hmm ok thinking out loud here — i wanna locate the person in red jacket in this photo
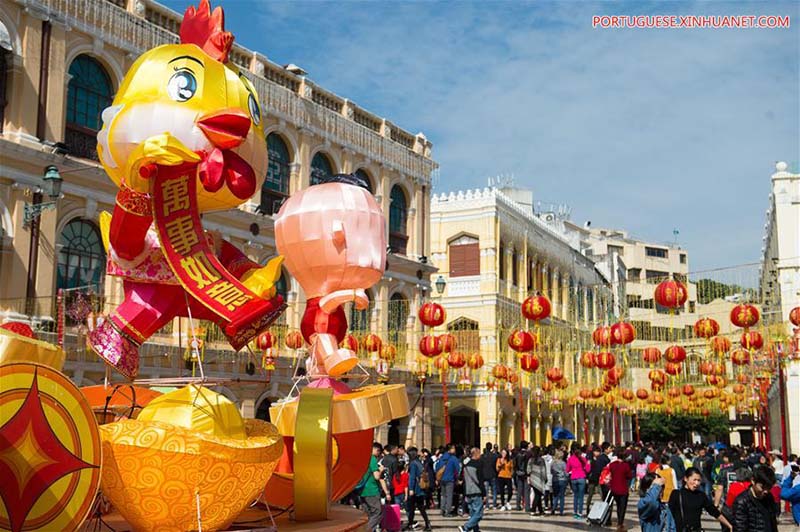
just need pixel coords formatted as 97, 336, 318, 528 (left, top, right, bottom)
608, 448, 634, 532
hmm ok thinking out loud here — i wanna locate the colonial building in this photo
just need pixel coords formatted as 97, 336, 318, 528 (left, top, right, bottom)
426, 185, 623, 449
0, 0, 437, 419
761, 161, 800, 455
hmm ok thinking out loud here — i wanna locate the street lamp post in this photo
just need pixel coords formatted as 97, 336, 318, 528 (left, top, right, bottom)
24, 165, 63, 317
434, 275, 449, 443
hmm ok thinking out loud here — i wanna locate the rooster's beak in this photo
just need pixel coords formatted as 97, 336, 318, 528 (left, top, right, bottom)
197, 108, 251, 150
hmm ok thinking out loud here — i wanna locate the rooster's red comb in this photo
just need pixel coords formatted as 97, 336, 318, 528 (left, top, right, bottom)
180, 0, 234, 63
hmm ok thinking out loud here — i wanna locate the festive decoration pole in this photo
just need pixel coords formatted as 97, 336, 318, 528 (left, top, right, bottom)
778, 344, 788, 462
442, 370, 450, 443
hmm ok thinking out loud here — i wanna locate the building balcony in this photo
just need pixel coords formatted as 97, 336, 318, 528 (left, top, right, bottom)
65, 125, 99, 162
389, 232, 408, 256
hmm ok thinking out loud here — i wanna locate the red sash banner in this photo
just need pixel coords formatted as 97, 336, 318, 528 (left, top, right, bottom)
151, 163, 283, 349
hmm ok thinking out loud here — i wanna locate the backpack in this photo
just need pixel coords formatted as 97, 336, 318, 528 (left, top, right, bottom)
435, 457, 447, 483
419, 467, 431, 490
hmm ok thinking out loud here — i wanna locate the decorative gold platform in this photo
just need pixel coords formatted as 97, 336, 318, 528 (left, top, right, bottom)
95, 504, 368, 531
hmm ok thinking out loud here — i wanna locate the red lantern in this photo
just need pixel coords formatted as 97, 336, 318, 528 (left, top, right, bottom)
694, 318, 720, 339
651, 393, 665, 405
592, 326, 612, 347
418, 302, 446, 327
520, 353, 540, 373
542, 380, 553, 392
606, 367, 625, 385
434, 356, 449, 372
591, 387, 603, 399
492, 365, 509, 380
610, 322, 635, 345
579, 388, 593, 400
439, 333, 457, 353
699, 361, 713, 376
521, 295, 551, 321
507, 330, 535, 353
730, 304, 760, 329
468, 353, 484, 370
682, 384, 695, 397
733, 383, 746, 394
580, 351, 596, 369
736, 374, 749, 384
701, 408, 710, 417
642, 347, 662, 364
380, 345, 397, 361
342, 333, 359, 353
731, 349, 750, 366
740, 331, 763, 350
363, 334, 382, 353
710, 336, 732, 354
447, 351, 466, 369
419, 335, 443, 358
621, 389, 635, 401
665, 362, 681, 376
664, 345, 687, 364
507, 372, 520, 386
636, 388, 649, 400
648, 369, 666, 385
555, 376, 568, 389
285, 330, 304, 349
654, 279, 688, 309
706, 374, 724, 387
546, 367, 563, 382
790, 307, 800, 327
594, 351, 616, 370
711, 362, 725, 376
667, 386, 681, 398
256, 331, 276, 350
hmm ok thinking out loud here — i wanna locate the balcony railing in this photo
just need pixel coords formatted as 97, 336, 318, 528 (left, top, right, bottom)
65, 124, 99, 161
389, 232, 408, 256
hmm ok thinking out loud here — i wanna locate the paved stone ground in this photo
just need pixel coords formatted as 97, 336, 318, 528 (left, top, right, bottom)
384, 494, 799, 531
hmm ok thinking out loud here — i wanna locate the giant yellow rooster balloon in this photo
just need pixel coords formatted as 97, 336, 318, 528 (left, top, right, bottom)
89, 0, 284, 379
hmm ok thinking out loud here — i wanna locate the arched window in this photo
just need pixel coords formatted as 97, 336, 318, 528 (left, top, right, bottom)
260, 133, 291, 215
354, 168, 373, 194
310, 152, 333, 185
387, 292, 409, 355
65, 55, 113, 160
0, 21, 11, 133
389, 185, 408, 255
57, 219, 106, 292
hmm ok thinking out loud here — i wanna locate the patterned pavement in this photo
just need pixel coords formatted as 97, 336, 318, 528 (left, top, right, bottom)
378, 493, 798, 531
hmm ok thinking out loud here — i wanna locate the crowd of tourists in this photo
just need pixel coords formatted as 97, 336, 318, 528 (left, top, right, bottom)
350, 440, 800, 532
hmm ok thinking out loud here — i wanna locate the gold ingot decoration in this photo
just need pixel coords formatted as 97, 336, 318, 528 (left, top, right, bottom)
0, 328, 65, 371
98, 385, 282, 531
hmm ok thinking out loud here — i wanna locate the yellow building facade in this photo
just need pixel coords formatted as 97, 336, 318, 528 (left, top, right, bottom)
428, 186, 627, 449
0, 0, 437, 422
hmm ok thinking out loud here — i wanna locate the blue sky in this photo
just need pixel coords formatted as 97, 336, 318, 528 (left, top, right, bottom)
163, 0, 799, 271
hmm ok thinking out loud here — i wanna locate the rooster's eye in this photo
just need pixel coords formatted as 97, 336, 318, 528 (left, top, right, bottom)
167, 71, 197, 102
248, 93, 261, 126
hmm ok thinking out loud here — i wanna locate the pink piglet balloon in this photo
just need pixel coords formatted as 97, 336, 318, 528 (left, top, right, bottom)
275, 174, 385, 377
